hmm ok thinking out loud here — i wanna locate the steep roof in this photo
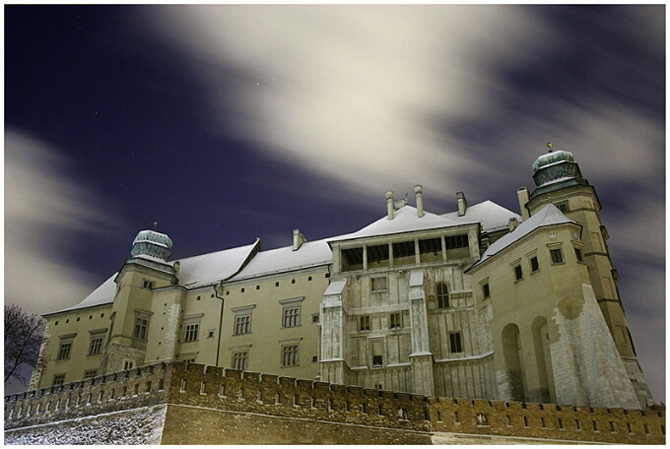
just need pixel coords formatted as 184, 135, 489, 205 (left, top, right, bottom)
230, 238, 332, 282
176, 240, 259, 288
468, 204, 574, 270
328, 206, 474, 243
46, 273, 117, 315
441, 200, 521, 233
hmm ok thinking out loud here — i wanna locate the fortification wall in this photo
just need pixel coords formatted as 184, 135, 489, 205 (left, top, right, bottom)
5, 362, 172, 444
5, 362, 665, 444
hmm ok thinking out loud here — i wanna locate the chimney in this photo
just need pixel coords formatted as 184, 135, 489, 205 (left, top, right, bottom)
457, 191, 468, 217
293, 229, 307, 251
386, 190, 395, 220
517, 187, 530, 221
508, 217, 519, 232
415, 185, 424, 218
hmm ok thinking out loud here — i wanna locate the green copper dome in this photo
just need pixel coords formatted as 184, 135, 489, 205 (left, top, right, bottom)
130, 229, 173, 261
532, 149, 575, 172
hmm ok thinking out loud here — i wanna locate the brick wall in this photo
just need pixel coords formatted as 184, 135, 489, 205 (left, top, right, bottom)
5, 362, 665, 444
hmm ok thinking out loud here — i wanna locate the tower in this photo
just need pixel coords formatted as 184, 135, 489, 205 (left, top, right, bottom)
519, 145, 654, 407
99, 229, 178, 374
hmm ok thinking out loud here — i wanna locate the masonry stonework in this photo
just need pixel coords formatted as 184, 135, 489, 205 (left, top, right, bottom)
5, 362, 665, 444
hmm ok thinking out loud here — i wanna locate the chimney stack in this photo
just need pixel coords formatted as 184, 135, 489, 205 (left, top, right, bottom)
508, 217, 519, 232
517, 187, 530, 221
386, 191, 395, 220
457, 191, 468, 217
293, 229, 307, 251
415, 185, 424, 218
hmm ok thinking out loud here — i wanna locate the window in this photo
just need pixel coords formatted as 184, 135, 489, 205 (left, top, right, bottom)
53, 374, 65, 386
437, 283, 449, 308
530, 256, 539, 272
57, 341, 72, 360
184, 323, 199, 342
450, 332, 463, 353
83, 369, 97, 379
312, 314, 320, 323
123, 361, 134, 370
234, 315, 251, 335
372, 355, 383, 367
133, 318, 148, 340
557, 202, 568, 213
514, 265, 523, 281
550, 248, 564, 264
283, 307, 300, 328
574, 247, 583, 262
88, 336, 103, 355
371, 276, 387, 292
482, 283, 490, 299
282, 345, 299, 367
142, 280, 154, 289
232, 351, 248, 370
390, 312, 402, 329
360, 315, 370, 332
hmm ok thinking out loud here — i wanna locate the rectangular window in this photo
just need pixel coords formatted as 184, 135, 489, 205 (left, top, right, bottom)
482, 283, 490, 299
133, 318, 148, 340
142, 280, 154, 289
234, 315, 251, 335
53, 374, 65, 386
371, 276, 388, 292
550, 248, 564, 264
123, 360, 134, 370
83, 369, 98, 379
360, 315, 370, 332
283, 307, 300, 328
88, 337, 103, 355
530, 256, 539, 272
450, 332, 463, 353
557, 203, 568, 213
372, 355, 383, 367
282, 345, 299, 367
574, 247, 583, 262
390, 312, 402, 329
57, 341, 72, 360
514, 265, 523, 281
232, 351, 248, 370
183, 323, 199, 342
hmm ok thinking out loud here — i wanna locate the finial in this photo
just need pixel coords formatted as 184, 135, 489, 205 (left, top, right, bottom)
547, 142, 553, 153
404, 192, 408, 205
153, 221, 158, 231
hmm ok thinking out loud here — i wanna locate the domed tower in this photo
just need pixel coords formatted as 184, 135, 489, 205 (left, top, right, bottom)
99, 228, 178, 375
520, 145, 654, 407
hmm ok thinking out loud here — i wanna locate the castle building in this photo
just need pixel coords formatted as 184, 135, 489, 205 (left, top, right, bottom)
29, 148, 654, 411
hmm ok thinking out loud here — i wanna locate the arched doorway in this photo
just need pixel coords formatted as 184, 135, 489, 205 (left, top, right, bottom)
531, 316, 555, 403
502, 323, 525, 402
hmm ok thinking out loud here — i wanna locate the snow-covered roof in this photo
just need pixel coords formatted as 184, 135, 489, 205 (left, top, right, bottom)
176, 240, 259, 288
329, 206, 474, 243
468, 204, 574, 270
441, 200, 521, 233
230, 239, 332, 282
46, 273, 117, 316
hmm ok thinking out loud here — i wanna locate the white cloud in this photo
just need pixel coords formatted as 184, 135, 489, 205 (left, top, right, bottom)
5, 129, 124, 315
141, 6, 553, 197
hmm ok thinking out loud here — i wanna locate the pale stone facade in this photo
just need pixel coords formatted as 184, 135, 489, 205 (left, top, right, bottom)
29, 148, 654, 410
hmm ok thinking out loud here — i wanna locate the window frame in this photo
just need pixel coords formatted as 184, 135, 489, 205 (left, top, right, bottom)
359, 315, 371, 332
436, 283, 450, 309
514, 264, 523, 281
550, 248, 564, 264
53, 373, 66, 386
231, 305, 255, 336
279, 297, 304, 328
57, 335, 75, 360
449, 332, 463, 353
88, 336, 104, 356
389, 312, 402, 330
281, 344, 299, 367
232, 351, 248, 371
183, 323, 199, 342
370, 276, 388, 292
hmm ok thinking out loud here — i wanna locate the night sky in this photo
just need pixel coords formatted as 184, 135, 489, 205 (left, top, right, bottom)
5, 5, 665, 399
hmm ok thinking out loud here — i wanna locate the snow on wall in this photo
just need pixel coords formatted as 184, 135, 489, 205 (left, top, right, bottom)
5, 404, 166, 445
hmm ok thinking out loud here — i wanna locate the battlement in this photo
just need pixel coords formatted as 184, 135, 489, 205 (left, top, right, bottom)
5, 362, 665, 444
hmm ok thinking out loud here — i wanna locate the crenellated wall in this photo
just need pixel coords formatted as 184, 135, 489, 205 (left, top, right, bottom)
5, 362, 665, 444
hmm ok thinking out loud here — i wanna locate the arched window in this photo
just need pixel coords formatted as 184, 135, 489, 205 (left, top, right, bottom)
437, 283, 449, 309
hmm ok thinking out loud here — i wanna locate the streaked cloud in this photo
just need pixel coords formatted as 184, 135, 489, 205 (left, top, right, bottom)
5, 129, 124, 315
